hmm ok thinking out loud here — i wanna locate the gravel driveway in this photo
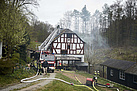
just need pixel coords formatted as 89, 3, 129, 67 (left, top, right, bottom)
0, 73, 56, 91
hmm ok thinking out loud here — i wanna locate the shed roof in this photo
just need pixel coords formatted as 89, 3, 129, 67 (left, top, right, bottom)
125, 64, 137, 75
101, 59, 136, 71
75, 62, 92, 66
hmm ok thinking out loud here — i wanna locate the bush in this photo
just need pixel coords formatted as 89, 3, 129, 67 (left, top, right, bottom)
10, 68, 36, 79
0, 68, 36, 87
26, 57, 32, 64
0, 52, 20, 75
0, 58, 15, 75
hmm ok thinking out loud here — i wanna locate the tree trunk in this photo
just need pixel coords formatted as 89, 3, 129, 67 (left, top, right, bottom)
88, 62, 90, 73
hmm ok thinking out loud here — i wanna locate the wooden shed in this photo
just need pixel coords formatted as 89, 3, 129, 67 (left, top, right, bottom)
75, 62, 92, 72
101, 59, 137, 89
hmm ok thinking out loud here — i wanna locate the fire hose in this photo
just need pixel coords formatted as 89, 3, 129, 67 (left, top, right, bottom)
96, 83, 119, 91
21, 70, 94, 91
75, 75, 82, 84
21, 70, 39, 83
75, 75, 98, 91
93, 81, 99, 91
21, 70, 118, 91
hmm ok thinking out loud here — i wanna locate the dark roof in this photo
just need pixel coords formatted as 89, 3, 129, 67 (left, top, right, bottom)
125, 64, 137, 75
101, 59, 136, 71
53, 29, 85, 43
75, 62, 92, 66
60, 28, 74, 33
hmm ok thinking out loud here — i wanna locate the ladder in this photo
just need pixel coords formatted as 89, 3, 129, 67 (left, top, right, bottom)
38, 28, 60, 51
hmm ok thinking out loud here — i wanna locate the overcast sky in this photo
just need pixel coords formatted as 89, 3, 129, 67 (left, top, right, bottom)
32, 0, 124, 27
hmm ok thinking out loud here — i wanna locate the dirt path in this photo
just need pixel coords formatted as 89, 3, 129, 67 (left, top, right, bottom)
20, 73, 56, 91
0, 73, 56, 91
62, 72, 87, 84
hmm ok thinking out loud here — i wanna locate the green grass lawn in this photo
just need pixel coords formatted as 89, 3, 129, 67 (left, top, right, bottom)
36, 72, 91, 91
76, 71, 136, 91
36, 71, 136, 91
0, 68, 36, 87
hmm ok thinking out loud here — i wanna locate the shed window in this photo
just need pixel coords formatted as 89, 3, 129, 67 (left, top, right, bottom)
119, 70, 125, 80
110, 69, 113, 76
133, 75, 137, 84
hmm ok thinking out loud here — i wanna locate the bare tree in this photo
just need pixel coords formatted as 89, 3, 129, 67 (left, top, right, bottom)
81, 5, 90, 34
71, 9, 80, 33
63, 11, 72, 29
84, 43, 92, 73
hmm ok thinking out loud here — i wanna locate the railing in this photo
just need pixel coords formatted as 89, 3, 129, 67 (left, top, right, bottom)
39, 28, 59, 51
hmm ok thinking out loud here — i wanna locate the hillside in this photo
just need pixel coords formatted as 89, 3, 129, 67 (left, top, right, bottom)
104, 47, 137, 62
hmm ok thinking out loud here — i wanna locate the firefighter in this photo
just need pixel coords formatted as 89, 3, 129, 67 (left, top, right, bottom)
93, 76, 98, 82
34, 60, 38, 72
38, 60, 42, 75
27, 63, 30, 70
94, 71, 97, 75
42, 59, 49, 75
97, 71, 100, 76
59, 60, 61, 71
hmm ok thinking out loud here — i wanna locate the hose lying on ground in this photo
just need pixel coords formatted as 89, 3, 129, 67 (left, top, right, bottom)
93, 81, 99, 91
21, 77, 94, 91
65, 71, 119, 91
75, 75, 97, 91
75, 75, 82, 84
21, 70, 39, 83
21, 70, 94, 91
96, 83, 119, 91
73, 84, 94, 91
21, 70, 119, 91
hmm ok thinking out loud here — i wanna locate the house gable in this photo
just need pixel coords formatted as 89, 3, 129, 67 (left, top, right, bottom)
52, 32, 84, 55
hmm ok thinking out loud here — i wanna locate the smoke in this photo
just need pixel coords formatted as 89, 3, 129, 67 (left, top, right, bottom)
77, 27, 109, 64
78, 28, 109, 51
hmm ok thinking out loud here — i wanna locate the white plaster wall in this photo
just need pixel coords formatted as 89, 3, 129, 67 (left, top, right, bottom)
57, 43, 61, 48
53, 43, 57, 47
62, 43, 65, 49
56, 49, 60, 53
73, 44, 76, 50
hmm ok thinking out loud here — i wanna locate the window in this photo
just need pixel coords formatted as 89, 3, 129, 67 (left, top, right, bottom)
67, 38, 70, 43
119, 70, 125, 80
67, 45, 70, 49
67, 33, 72, 38
110, 69, 113, 76
133, 75, 137, 84
49, 64, 54, 67
61, 50, 67, 54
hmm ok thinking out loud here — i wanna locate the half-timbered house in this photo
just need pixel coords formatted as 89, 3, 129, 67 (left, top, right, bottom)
51, 29, 85, 67
51, 29, 84, 60
39, 28, 85, 68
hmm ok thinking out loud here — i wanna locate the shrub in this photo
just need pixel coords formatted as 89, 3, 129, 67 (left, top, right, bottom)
0, 58, 14, 75
0, 52, 20, 75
